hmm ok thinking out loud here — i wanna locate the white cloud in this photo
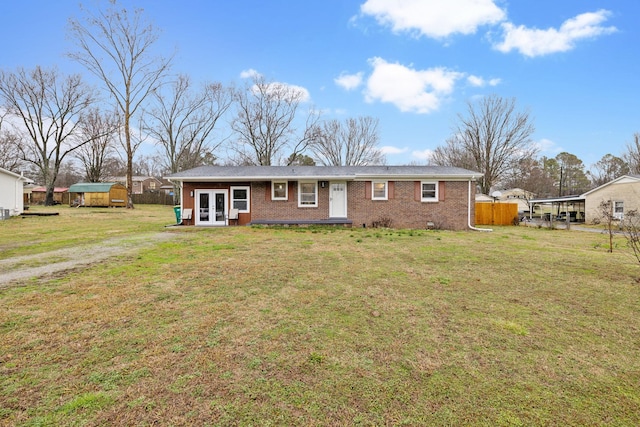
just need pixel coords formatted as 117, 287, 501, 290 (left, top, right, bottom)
411, 149, 435, 161
334, 72, 364, 91
278, 83, 311, 103
494, 10, 617, 57
364, 57, 464, 114
535, 138, 562, 154
240, 68, 261, 79
360, 0, 505, 39
467, 75, 501, 87
241, 69, 311, 102
380, 145, 409, 155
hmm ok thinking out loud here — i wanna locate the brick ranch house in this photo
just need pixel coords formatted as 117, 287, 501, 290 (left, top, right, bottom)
166, 165, 483, 230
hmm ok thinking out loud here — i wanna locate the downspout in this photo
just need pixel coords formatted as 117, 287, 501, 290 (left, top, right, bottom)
468, 179, 492, 232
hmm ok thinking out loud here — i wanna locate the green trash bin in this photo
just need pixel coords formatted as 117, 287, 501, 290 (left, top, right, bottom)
173, 206, 181, 224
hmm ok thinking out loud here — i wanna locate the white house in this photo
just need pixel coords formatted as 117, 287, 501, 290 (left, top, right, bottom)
0, 167, 30, 217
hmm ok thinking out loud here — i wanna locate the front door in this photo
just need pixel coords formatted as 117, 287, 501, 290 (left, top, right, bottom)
329, 181, 347, 218
195, 190, 228, 226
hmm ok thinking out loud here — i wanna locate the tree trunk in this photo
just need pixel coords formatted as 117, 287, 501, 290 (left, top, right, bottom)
125, 113, 134, 209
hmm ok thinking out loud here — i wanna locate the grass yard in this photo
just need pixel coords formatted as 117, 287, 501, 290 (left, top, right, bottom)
1, 205, 639, 426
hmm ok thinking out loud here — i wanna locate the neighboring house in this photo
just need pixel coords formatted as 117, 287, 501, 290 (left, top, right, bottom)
582, 175, 640, 222
159, 179, 175, 196
68, 183, 127, 207
166, 165, 483, 230
111, 176, 163, 194
475, 193, 494, 203
29, 187, 69, 205
497, 188, 535, 213
0, 167, 30, 217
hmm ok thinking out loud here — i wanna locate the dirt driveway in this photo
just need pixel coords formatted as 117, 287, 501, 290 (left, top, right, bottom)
0, 232, 178, 288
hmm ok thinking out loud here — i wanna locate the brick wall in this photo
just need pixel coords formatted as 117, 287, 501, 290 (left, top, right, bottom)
181, 179, 475, 230
348, 181, 473, 230
585, 182, 640, 223
251, 181, 331, 221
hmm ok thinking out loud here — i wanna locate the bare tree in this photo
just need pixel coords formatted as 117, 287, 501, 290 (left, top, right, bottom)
0, 110, 24, 172
309, 116, 385, 166
432, 95, 536, 195
621, 209, 640, 274
74, 108, 119, 182
622, 133, 640, 174
231, 74, 318, 165
133, 153, 166, 177
145, 75, 232, 200
0, 66, 94, 205
596, 200, 616, 252
501, 156, 555, 197
68, 1, 171, 208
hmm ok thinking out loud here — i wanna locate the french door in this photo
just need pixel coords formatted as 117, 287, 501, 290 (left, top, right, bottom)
195, 190, 228, 226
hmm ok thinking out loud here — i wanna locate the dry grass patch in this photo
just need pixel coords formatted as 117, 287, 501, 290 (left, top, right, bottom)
1, 218, 639, 425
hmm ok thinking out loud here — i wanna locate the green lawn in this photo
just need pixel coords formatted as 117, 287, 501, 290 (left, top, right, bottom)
1, 205, 639, 426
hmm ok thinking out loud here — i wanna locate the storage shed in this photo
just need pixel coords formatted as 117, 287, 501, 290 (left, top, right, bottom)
68, 183, 127, 207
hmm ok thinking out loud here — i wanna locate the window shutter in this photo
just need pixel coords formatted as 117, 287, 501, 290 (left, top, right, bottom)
266, 182, 271, 201
288, 181, 295, 201
414, 181, 421, 201
439, 181, 445, 201
388, 181, 395, 199
365, 181, 372, 199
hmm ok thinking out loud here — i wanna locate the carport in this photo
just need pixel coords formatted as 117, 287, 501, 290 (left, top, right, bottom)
528, 195, 586, 223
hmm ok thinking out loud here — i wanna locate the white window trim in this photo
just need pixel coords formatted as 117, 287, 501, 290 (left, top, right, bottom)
421, 181, 439, 202
614, 200, 624, 220
372, 180, 388, 200
298, 181, 318, 207
272, 181, 288, 200
230, 185, 250, 213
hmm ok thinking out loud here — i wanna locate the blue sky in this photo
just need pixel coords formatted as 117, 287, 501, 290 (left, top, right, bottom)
2, 0, 639, 168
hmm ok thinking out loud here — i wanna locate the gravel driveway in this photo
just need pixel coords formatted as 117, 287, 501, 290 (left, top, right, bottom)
0, 232, 178, 288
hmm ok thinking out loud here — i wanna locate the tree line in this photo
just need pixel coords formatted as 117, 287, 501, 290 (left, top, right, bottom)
430, 95, 640, 198
0, 1, 637, 207
0, 2, 384, 206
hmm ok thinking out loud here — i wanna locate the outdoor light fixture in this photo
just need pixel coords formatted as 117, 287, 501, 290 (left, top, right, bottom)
190, 191, 194, 197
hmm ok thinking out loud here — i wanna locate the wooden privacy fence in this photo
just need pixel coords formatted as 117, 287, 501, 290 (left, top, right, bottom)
475, 203, 519, 225
132, 192, 175, 205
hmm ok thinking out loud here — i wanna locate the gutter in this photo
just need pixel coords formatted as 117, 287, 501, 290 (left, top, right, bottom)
468, 179, 492, 232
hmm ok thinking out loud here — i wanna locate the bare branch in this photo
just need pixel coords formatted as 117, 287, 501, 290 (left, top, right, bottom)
0, 66, 94, 205
68, 2, 171, 208
309, 116, 385, 166
432, 95, 536, 194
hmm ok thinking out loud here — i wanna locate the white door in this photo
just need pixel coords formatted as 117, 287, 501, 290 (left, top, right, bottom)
329, 181, 347, 218
195, 190, 228, 226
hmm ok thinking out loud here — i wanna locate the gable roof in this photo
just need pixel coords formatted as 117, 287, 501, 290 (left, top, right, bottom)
166, 165, 482, 182
68, 182, 121, 193
582, 175, 640, 197
0, 167, 30, 181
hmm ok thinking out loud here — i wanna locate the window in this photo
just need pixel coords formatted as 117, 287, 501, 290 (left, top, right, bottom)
231, 186, 250, 212
614, 201, 624, 219
372, 181, 388, 200
272, 181, 288, 200
298, 181, 318, 207
421, 181, 438, 202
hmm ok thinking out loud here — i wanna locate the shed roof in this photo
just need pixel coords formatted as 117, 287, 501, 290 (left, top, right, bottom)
68, 182, 120, 193
166, 165, 482, 182
32, 187, 69, 193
